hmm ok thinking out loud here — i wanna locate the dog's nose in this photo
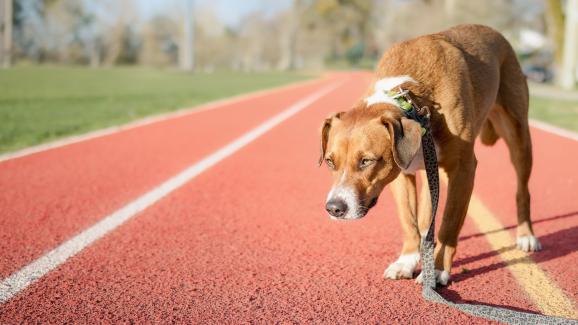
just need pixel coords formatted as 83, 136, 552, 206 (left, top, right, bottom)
326, 199, 348, 218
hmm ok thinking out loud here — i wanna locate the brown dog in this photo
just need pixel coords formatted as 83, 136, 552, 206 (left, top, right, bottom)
319, 24, 540, 285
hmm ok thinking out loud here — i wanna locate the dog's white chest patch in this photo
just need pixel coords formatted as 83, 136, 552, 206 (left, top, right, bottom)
365, 75, 417, 107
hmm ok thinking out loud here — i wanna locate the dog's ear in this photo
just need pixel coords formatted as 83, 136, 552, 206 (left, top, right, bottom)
381, 115, 422, 169
319, 112, 344, 166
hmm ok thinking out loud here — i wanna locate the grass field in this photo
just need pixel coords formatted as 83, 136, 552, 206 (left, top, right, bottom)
0, 67, 310, 154
530, 96, 578, 132
1, 67, 576, 155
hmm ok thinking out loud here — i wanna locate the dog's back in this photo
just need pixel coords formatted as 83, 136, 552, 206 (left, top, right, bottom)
373, 24, 528, 144
440, 24, 530, 124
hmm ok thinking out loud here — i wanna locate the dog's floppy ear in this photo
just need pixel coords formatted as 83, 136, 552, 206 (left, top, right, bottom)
319, 112, 344, 166
381, 115, 422, 169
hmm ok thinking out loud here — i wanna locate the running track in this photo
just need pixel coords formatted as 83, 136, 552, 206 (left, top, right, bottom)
0, 72, 577, 323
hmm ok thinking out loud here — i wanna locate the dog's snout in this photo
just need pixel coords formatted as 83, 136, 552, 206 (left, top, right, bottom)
326, 199, 348, 218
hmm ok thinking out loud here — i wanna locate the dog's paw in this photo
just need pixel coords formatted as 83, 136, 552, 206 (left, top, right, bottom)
516, 235, 542, 252
415, 269, 450, 286
383, 253, 419, 280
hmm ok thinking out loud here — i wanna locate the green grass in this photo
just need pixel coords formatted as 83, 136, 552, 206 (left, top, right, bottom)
0, 66, 311, 154
530, 96, 578, 132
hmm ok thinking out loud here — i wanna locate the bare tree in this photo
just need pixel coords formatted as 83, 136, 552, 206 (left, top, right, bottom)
194, 5, 231, 70
0, 0, 4, 66
103, 1, 124, 66
139, 15, 179, 67
560, 0, 578, 89
278, 0, 302, 70
545, 0, 578, 88
546, 0, 565, 65
1, 0, 12, 68
180, 0, 194, 71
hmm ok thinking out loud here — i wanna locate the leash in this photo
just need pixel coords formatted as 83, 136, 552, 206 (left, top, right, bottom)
398, 90, 578, 325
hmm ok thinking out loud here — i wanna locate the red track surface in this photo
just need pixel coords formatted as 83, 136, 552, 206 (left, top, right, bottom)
0, 72, 576, 323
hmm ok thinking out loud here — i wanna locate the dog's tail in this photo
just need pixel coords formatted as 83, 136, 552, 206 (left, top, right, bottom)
480, 119, 500, 146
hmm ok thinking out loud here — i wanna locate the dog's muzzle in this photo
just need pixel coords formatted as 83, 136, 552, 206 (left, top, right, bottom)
325, 192, 378, 220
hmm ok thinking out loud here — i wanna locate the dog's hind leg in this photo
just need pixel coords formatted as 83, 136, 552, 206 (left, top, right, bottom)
384, 173, 421, 280
490, 57, 541, 252
489, 104, 540, 251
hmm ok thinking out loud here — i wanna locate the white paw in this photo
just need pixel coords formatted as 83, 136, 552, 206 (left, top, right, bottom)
516, 235, 542, 252
384, 253, 419, 279
416, 269, 450, 286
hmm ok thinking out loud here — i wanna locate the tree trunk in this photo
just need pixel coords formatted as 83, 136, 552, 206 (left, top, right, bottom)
180, 0, 194, 71
545, 0, 565, 65
560, 0, 578, 89
103, 24, 124, 67
0, 0, 3, 65
278, 0, 301, 70
1, 0, 12, 68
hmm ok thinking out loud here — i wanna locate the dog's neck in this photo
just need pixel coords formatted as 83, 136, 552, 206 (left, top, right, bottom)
362, 76, 432, 114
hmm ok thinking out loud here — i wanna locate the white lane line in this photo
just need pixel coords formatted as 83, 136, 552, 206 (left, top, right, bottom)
530, 119, 578, 142
0, 77, 326, 163
0, 80, 343, 304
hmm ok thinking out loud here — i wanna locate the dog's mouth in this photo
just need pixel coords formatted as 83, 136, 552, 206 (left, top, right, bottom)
356, 197, 378, 218
367, 197, 378, 209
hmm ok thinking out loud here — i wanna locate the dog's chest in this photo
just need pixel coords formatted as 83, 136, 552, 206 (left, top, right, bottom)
402, 142, 441, 175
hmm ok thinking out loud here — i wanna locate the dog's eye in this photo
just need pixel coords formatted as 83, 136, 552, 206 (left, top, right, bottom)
326, 158, 336, 170
359, 158, 375, 169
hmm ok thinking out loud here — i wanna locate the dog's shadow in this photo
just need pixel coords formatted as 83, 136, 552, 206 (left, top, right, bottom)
451, 211, 578, 282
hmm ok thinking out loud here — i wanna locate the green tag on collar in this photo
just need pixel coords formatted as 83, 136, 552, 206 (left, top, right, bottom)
387, 89, 428, 136
387, 90, 412, 111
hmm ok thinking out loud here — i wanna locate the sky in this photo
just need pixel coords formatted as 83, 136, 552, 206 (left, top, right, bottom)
138, 0, 292, 27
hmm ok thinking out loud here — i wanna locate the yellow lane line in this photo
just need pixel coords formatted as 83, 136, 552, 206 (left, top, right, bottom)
440, 173, 577, 318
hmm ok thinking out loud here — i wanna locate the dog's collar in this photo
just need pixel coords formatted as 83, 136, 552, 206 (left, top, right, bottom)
365, 76, 430, 135
391, 87, 430, 136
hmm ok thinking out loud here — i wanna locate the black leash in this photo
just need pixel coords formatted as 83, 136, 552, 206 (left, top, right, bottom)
413, 102, 578, 324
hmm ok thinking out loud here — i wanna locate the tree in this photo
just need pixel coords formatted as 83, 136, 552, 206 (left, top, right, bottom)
193, 5, 232, 70
1, 0, 13, 68
314, 0, 372, 60
278, 0, 303, 70
101, 0, 137, 66
560, 0, 578, 89
180, 0, 194, 71
546, 0, 565, 65
236, 13, 274, 71
546, 0, 578, 88
139, 15, 179, 67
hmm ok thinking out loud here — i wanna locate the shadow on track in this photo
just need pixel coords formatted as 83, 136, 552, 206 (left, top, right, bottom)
458, 211, 578, 241
451, 211, 578, 282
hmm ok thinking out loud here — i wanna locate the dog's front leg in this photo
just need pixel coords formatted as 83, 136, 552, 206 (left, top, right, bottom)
417, 170, 432, 238
384, 173, 421, 280
418, 153, 477, 285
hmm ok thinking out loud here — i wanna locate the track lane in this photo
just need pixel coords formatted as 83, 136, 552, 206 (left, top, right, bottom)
0, 73, 552, 323
0, 75, 339, 279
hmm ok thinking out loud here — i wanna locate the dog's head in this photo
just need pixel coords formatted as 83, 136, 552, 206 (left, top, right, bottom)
319, 105, 423, 220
